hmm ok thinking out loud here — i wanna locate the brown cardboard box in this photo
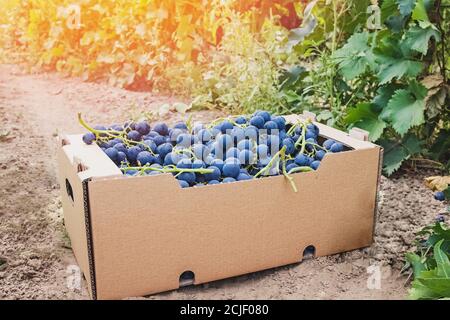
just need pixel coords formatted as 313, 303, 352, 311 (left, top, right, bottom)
57, 114, 382, 299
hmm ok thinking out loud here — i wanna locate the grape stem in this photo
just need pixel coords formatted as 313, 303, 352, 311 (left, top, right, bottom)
254, 146, 286, 179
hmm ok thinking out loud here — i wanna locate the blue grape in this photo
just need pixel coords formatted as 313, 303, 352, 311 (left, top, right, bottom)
208, 180, 220, 185
222, 162, 240, 178
226, 147, 240, 159
264, 121, 278, 134
105, 147, 118, 162
305, 129, 317, 140
137, 151, 155, 166
330, 142, 344, 153
220, 120, 234, 134
235, 116, 247, 125
272, 116, 286, 131
282, 138, 295, 155
82, 132, 96, 145
255, 111, 271, 122
197, 128, 212, 143
110, 124, 124, 131
307, 123, 319, 135
294, 154, 310, 166
249, 116, 265, 129
315, 150, 326, 160
124, 169, 138, 176
113, 143, 127, 154
153, 122, 169, 136
177, 158, 192, 169
204, 166, 221, 181
176, 133, 192, 148
193, 143, 208, 160
222, 177, 236, 183
323, 139, 336, 150
257, 144, 269, 159
286, 163, 299, 172
127, 146, 141, 163
135, 121, 151, 135
109, 138, 122, 145
237, 139, 252, 151
127, 130, 142, 142
310, 160, 321, 170
237, 173, 252, 181
435, 191, 445, 201
211, 159, 224, 173
217, 134, 233, 151
178, 180, 190, 188
231, 127, 245, 143
192, 159, 205, 169
177, 172, 196, 185
239, 149, 254, 165
157, 143, 173, 158
244, 125, 259, 142
170, 128, 185, 142
117, 151, 127, 164
143, 140, 157, 153
174, 122, 188, 130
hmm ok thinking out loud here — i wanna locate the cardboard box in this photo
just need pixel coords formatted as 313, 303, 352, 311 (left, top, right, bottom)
57, 114, 382, 299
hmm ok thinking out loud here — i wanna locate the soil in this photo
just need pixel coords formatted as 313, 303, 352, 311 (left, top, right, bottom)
0, 64, 447, 300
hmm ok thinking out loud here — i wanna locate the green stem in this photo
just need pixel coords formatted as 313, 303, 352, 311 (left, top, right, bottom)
121, 166, 214, 175
254, 146, 286, 178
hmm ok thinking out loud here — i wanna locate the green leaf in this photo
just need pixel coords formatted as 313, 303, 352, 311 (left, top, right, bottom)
397, 0, 417, 16
376, 56, 423, 84
434, 240, 450, 278
429, 129, 450, 162
412, 0, 429, 21
402, 134, 424, 155
379, 139, 410, 175
405, 252, 427, 278
372, 85, 402, 111
381, 84, 427, 136
403, 25, 441, 55
345, 103, 386, 141
333, 32, 375, 80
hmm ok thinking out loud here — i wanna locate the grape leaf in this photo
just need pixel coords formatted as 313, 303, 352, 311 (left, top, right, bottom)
345, 103, 386, 141
403, 25, 441, 55
381, 86, 426, 136
397, 0, 417, 16
376, 56, 423, 84
379, 139, 410, 175
333, 32, 375, 80
412, 0, 429, 21
372, 84, 403, 111
405, 252, 427, 278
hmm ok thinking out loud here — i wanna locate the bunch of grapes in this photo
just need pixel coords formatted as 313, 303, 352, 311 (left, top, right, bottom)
79, 111, 345, 191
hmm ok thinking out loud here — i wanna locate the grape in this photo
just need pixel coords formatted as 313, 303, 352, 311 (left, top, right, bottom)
153, 122, 169, 136
226, 147, 240, 159
94, 125, 107, 137
113, 143, 127, 154
264, 121, 278, 134
192, 159, 205, 169
330, 142, 344, 153
266, 135, 281, 151
177, 158, 192, 169
307, 123, 319, 135
257, 144, 269, 159
294, 154, 310, 166
211, 159, 224, 173
117, 151, 127, 164
237, 173, 252, 181
220, 120, 234, 134
105, 147, 119, 162
235, 116, 247, 125
208, 180, 220, 185
178, 180, 190, 188
255, 111, 271, 122
249, 116, 265, 129
195, 173, 206, 183
310, 160, 321, 170
239, 149, 254, 165
225, 157, 240, 164
157, 143, 173, 158
231, 127, 245, 143
223, 177, 236, 183
323, 139, 336, 150
127, 130, 142, 142
244, 125, 259, 142
193, 143, 208, 160
109, 138, 122, 145
170, 128, 185, 142
237, 139, 252, 151
279, 130, 287, 142
135, 121, 151, 135
137, 151, 155, 166
282, 138, 295, 155
127, 146, 141, 163
147, 171, 162, 176
305, 138, 316, 152
217, 134, 233, 151
176, 133, 192, 148
124, 169, 138, 176
286, 163, 298, 172
272, 116, 286, 131
315, 150, 326, 160
177, 172, 196, 185
434, 191, 445, 201
82, 132, 96, 145
197, 128, 212, 143
204, 166, 221, 181
435, 214, 445, 222
222, 162, 240, 178
174, 122, 188, 130
305, 129, 316, 140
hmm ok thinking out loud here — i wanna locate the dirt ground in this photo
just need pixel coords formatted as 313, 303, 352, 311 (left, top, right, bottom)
0, 64, 447, 300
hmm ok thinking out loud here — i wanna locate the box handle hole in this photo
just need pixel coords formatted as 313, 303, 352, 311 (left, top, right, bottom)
179, 270, 195, 287
65, 179, 74, 202
302, 245, 316, 260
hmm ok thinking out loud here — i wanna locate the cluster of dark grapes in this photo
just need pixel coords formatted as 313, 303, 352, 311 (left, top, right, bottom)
80, 111, 345, 189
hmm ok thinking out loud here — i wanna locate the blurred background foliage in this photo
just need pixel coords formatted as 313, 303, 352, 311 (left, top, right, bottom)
0, 0, 448, 174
